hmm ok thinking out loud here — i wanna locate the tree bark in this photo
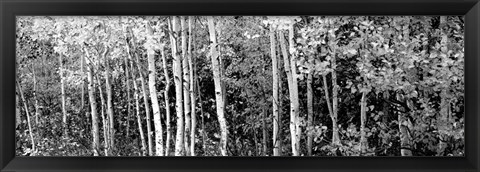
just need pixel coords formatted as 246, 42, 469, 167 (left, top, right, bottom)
135, 50, 153, 156
397, 93, 412, 156
307, 72, 313, 156
262, 107, 267, 156
270, 26, 281, 156
96, 76, 109, 156
103, 46, 115, 154
288, 24, 301, 156
207, 16, 228, 156
134, 78, 148, 156
331, 55, 340, 147
181, 16, 192, 156
17, 81, 36, 153
32, 64, 39, 125
127, 44, 148, 156
59, 54, 67, 136
16, 93, 21, 128
170, 16, 185, 156
86, 64, 99, 156
124, 50, 132, 138
160, 45, 172, 156
188, 16, 197, 156
84, 47, 100, 156
360, 91, 367, 155
146, 23, 165, 156
81, 49, 85, 112
278, 28, 300, 156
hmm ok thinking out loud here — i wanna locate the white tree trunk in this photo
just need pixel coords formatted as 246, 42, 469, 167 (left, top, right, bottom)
17, 81, 36, 153
84, 47, 100, 156
135, 52, 153, 156
124, 34, 148, 156
180, 16, 192, 156
96, 76, 109, 156
87, 66, 99, 156
103, 46, 115, 154
160, 45, 172, 156
59, 54, 67, 136
207, 16, 227, 156
360, 91, 367, 155
188, 16, 197, 156
270, 26, 281, 156
170, 16, 185, 156
146, 23, 165, 156
278, 28, 300, 156
32, 64, 39, 125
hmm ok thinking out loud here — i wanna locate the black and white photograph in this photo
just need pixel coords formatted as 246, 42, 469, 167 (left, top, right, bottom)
15, 16, 464, 156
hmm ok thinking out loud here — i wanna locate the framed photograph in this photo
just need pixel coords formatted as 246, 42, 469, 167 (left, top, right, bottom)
1, 0, 479, 172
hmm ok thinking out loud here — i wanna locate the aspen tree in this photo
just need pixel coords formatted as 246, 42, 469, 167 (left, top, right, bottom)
17, 81, 36, 153
188, 16, 197, 156
146, 22, 165, 156
170, 16, 185, 156
270, 26, 281, 156
160, 45, 172, 155
84, 47, 100, 156
207, 16, 228, 156
181, 16, 192, 156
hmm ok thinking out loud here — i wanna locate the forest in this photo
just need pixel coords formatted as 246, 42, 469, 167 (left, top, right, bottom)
15, 16, 464, 156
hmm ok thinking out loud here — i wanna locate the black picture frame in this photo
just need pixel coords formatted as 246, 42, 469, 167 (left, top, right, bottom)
1, 0, 479, 172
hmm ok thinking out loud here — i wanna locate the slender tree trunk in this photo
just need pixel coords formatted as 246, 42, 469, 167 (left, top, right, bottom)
16, 93, 21, 128
84, 47, 100, 156
81, 49, 85, 112
126, 25, 153, 156
59, 54, 67, 136
322, 74, 339, 146
270, 26, 281, 156
278, 28, 300, 156
146, 23, 165, 156
180, 16, 192, 156
207, 16, 228, 156
134, 77, 148, 156
32, 64, 39, 125
87, 65, 100, 156
135, 51, 153, 156
262, 107, 267, 156
124, 51, 132, 138
360, 91, 368, 155
103, 46, 115, 155
306, 72, 313, 156
330, 50, 341, 146
96, 76, 110, 156
397, 93, 412, 156
188, 16, 197, 156
288, 24, 301, 156
17, 81, 36, 153
169, 16, 185, 156
160, 45, 172, 156
126, 42, 148, 156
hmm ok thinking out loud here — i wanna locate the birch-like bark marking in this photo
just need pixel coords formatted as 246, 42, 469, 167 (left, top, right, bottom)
207, 16, 228, 156
170, 16, 185, 156
146, 23, 165, 156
